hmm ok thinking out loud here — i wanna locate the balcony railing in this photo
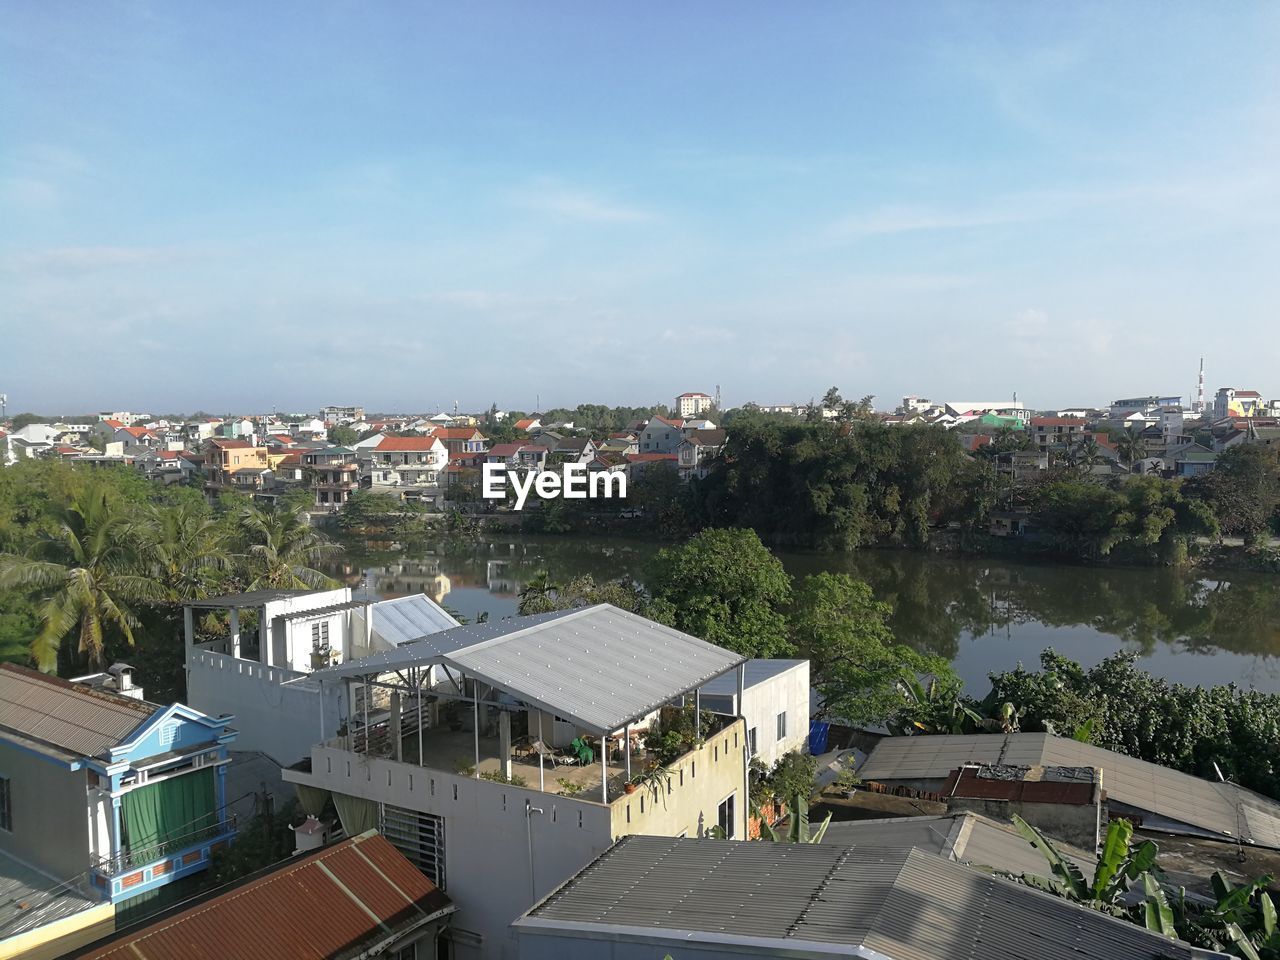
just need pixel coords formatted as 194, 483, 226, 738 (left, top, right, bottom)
93, 816, 236, 877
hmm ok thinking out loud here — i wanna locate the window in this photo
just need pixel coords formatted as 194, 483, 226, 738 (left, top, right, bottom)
776, 711, 787, 742
380, 805, 445, 889
0, 776, 10, 831
747, 727, 757, 756
311, 621, 330, 646
716, 793, 735, 839
159, 722, 179, 747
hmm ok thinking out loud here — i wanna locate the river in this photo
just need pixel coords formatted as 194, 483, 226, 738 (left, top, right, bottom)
330, 534, 1280, 695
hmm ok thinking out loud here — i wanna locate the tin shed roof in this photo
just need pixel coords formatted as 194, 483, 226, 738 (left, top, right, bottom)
516, 836, 1208, 960
73, 831, 453, 960
0, 664, 155, 762
303, 605, 745, 734
366, 593, 460, 645
859, 733, 1280, 849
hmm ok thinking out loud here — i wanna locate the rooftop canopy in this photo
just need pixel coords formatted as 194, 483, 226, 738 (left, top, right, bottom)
186, 589, 312, 608
298, 604, 746, 735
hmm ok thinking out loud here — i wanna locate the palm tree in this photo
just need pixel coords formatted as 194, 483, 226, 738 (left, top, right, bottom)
517, 570, 560, 615
1115, 428, 1148, 472
138, 502, 229, 601
235, 503, 340, 590
0, 488, 163, 671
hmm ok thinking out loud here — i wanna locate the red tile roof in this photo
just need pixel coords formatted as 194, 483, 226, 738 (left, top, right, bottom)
433, 427, 485, 440
487, 443, 524, 457
514, 418, 540, 431
376, 436, 442, 451
649, 416, 684, 428
676, 392, 712, 398
208, 438, 254, 449
76, 831, 453, 960
101, 419, 124, 428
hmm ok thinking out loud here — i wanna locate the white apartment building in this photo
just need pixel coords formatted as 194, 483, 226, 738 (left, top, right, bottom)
282, 605, 800, 960
674, 392, 714, 419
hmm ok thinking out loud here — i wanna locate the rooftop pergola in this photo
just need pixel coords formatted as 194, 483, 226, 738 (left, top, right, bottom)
294, 604, 747, 802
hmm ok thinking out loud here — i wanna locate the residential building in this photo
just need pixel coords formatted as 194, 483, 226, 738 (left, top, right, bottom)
0, 665, 237, 913
639, 415, 684, 453
513, 417, 542, 433
676, 427, 726, 481
70, 831, 454, 960
302, 445, 358, 509
363, 435, 449, 494
283, 604, 773, 960
943, 401, 1028, 420
1173, 444, 1218, 477
548, 436, 596, 464
432, 427, 488, 456
1214, 387, 1266, 420
674, 391, 714, 418
202, 438, 270, 499
1109, 395, 1183, 419
320, 404, 364, 425
183, 588, 458, 765
697, 659, 808, 767
513, 835, 1211, 960
856, 732, 1280, 849
1029, 416, 1088, 450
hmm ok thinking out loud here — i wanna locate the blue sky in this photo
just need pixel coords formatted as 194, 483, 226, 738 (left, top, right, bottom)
3, 2, 1279, 414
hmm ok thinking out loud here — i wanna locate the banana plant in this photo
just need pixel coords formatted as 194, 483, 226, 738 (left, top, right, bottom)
1011, 815, 1156, 916
755, 792, 831, 844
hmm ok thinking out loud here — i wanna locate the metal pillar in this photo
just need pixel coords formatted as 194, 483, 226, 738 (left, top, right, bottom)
416, 669, 424, 767
499, 710, 512, 779
391, 690, 402, 763
600, 735, 608, 804
624, 723, 631, 781
229, 607, 241, 660
695, 687, 702, 742
538, 713, 545, 791
472, 677, 480, 779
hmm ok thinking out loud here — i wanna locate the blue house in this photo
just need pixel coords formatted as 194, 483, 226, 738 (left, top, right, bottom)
0, 663, 237, 906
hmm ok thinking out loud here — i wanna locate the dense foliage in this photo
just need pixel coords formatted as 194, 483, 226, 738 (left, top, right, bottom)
0, 461, 338, 692
984, 649, 1280, 800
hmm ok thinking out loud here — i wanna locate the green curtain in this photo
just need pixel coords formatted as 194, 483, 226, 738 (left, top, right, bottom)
296, 783, 332, 819
332, 792, 378, 837
122, 768, 217, 864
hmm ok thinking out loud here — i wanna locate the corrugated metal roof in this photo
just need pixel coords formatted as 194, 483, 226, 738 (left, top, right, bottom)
698, 658, 806, 696
0, 664, 155, 761
858, 733, 1280, 849
821, 813, 1097, 880
367, 594, 459, 645
518, 836, 1211, 959
74, 831, 454, 960
0, 849, 101, 940
304, 605, 746, 734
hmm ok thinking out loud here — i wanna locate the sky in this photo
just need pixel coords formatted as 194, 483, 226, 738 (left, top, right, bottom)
3, 2, 1279, 415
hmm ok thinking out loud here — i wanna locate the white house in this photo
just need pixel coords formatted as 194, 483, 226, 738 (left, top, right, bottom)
675, 392, 714, 419
639, 416, 684, 454
281, 605, 789, 960
697, 659, 810, 767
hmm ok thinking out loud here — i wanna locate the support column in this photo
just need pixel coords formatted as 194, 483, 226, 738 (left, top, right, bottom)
416, 670, 424, 767
183, 606, 195, 693
472, 678, 480, 779
695, 687, 702, 743
391, 690, 403, 763
499, 710, 512, 779
624, 723, 631, 781
258, 605, 269, 666
600, 735, 608, 804
538, 713, 545, 791
229, 607, 241, 660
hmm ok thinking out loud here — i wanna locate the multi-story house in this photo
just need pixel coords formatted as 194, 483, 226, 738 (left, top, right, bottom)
432, 427, 488, 456
362, 435, 449, 494
677, 428, 726, 481
1028, 416, 1088, 451
320, 404, 364, 425
183, 587, 459, 765
283, 604, 784, 960
639, 416, 684, 453
0, 665, 237, 912
675, 392, 714, 418
202, 438, 270, 499
1214, 387, 1265, 421
303, 445, 359, 509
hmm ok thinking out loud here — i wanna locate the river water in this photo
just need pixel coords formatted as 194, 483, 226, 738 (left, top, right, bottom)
331, 534, 1280, 695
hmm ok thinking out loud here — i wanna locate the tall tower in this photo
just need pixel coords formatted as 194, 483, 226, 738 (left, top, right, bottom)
1195, 358, 1205, 413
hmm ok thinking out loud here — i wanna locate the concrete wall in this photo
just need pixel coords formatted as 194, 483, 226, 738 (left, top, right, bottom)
745, 665, 809, 768
286, 745, 616, 960
949, 796, 1100, 851
0, 743, 91, 881
185, 649, 345, 765
610, 719, 747, 842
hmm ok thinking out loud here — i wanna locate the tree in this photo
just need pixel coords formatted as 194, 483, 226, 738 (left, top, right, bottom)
1190, 444, 1280, 546
234, 504, 340, 590
1114, 428, 1148, 471
754, 792, 831, 843
327, 424, 359, 446
0, 487, 163, 670
137, 501, 229, 601
646, 528, 792, 658
791, 572, 956, 724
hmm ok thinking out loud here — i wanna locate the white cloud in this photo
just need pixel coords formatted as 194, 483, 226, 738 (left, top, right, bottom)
511, 180, 655, 224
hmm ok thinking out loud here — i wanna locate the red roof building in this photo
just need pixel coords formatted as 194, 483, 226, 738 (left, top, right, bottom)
72, 831, 454, 960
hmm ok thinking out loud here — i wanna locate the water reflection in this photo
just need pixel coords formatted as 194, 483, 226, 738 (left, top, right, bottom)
329, 536, 1280, 694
